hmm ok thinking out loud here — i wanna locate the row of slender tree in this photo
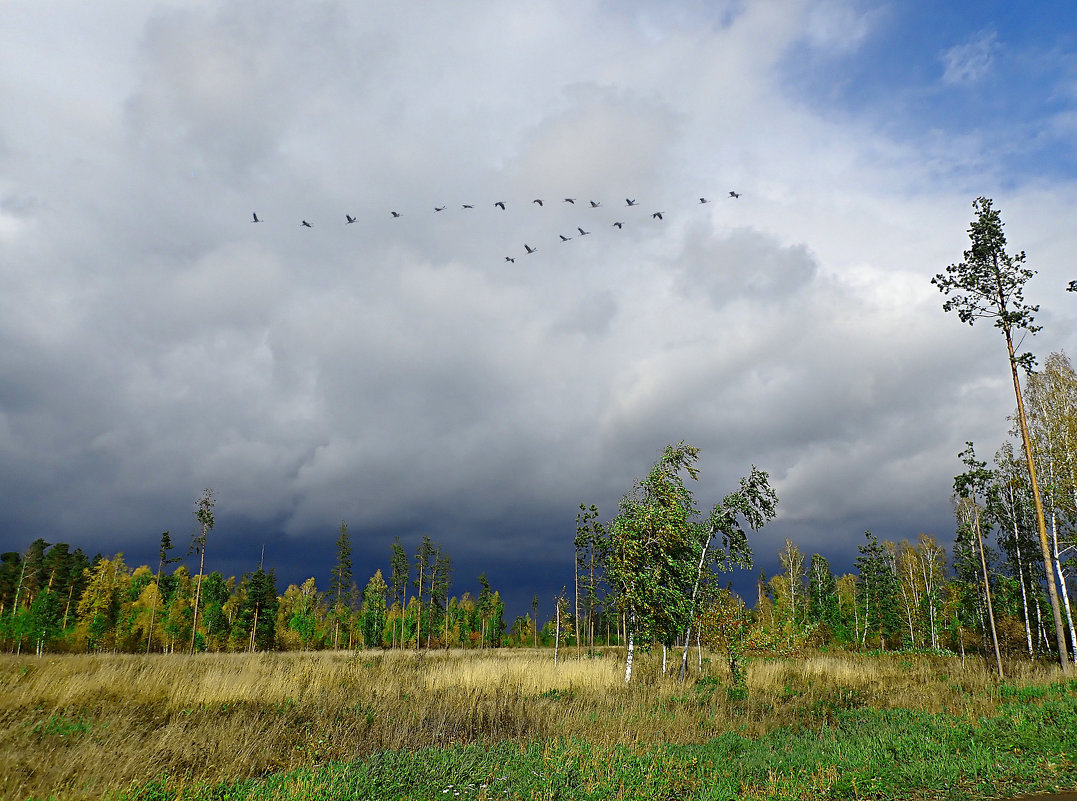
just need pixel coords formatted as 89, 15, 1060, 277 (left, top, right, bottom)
0, 520, 514, 654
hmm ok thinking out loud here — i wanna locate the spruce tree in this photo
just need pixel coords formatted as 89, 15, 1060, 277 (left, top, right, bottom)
329, 521, 353, 649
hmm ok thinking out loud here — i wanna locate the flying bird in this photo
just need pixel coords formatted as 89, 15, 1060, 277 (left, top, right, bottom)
524, 244, 536, 254
505, 256, 515, 263
699, 197, 710, 204
495, 201, 506, 210
390, 211, 401, 217
589, 200, 600, 208
625, 198, 638, 206
652, 212, 663, 220
613, 222, 623, 229
533, 199, 544, 206
563, 198, 576, 204
434, 206, 446, 212
559, 234, 572, 242
301, 220, 312, 227
462, 204, 474, 209
251, 212, 262, 223
729, 191, 741, 198
577, 227, 590, 236
346, 214, 357, 223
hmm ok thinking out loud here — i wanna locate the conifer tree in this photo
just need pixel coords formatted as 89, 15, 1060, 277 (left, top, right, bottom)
329, 521, 353, 649
146, 532, 180, 653
933, 197, 1069, 669
388, 538, 409, 648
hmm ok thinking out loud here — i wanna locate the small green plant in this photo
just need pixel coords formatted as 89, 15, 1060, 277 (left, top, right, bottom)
33, 713, 91, 739
538, 688, 575, 702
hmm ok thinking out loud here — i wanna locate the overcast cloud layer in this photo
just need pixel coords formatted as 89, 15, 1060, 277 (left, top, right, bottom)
2, 1, 1077, 615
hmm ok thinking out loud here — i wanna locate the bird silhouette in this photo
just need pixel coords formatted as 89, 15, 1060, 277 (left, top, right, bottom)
301, 220, 313, 227
589, 200, 600, 208
625, 198, 638, 206
434, 206, 446, 212
346, 214, 357, 223
563, 198, 575, 204
559, 234, 572, 242
729, 191, 741, 198
252, 212, 262, 223
652, 212, 663, 220
495, 201, 506, 210
505, 256, 515, 263
577, 227, 590, 236
390, 211, 401, 217
613, 222, 623, 229
533, 199, 544, 206
699, 197, 710, 204
524, 244, 536, 254
462, 204, 474, 209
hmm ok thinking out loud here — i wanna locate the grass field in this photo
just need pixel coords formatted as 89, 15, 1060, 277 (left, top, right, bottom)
1, 648, 1075, 800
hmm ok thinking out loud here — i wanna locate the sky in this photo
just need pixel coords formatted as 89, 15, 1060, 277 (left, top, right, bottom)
2, 1, 1077, 622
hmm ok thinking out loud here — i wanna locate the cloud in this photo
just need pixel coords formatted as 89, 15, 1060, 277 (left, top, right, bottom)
0, 1, 1075, 614
941, 30, 999, 86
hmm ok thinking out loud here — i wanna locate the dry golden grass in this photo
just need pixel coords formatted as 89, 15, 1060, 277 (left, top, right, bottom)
0, 648, 1067, 800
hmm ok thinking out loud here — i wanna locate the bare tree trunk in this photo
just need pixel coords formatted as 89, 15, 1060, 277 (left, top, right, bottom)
624, 615, 635, 683
1007, 324, 1070, 670
1050, 514, 1077, 666
554, 602, 560, 664
574, 554, 580, 662
696, 628, 702, 674
1011, 511, 1034, 657
972, 507, 1003, 678
146, 579, 158, 654
190, 548, 206, 655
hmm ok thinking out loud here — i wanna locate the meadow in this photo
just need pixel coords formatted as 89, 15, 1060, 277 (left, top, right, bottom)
1, 648, 1075, 800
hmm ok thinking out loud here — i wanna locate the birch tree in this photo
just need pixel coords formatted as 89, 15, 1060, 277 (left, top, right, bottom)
188, 488, 215, 654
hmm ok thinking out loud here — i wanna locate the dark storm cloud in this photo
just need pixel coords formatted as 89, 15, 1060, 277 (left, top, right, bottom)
1, 0, 1076, 616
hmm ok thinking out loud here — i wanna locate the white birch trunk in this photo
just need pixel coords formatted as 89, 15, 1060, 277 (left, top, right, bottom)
1051, 515, 1077, 665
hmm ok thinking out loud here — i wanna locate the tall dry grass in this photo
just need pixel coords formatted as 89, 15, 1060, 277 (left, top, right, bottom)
0, 648, 1067, 800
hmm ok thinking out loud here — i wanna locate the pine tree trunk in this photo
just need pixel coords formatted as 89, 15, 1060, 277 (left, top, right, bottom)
1006, 322, 1071, 670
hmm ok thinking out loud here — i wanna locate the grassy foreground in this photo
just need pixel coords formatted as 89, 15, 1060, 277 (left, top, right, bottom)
1, 648, 1075, 800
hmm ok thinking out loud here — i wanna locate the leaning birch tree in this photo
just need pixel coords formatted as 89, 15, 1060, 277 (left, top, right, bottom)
600, 442, 776, 683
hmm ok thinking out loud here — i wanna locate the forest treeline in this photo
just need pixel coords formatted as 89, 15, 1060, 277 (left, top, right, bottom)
2, 322, 1076, 663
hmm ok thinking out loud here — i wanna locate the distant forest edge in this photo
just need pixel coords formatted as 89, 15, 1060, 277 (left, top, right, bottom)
2, 331, 1077, 664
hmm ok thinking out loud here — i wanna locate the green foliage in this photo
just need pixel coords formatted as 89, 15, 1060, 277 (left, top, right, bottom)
854, 531, 901, 648
359, 570, 388, 648
112, 692, 1077, 801
931, 196, 1040, 372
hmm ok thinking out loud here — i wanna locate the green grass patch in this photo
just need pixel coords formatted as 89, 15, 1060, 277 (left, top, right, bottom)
112, 689, 1077, 801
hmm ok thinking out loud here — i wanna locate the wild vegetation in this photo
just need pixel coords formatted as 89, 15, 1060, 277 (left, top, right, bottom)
1, 648, 1074, 800
2, 197, 1077, 798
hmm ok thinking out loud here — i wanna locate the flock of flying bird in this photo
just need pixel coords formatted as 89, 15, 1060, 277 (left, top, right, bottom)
249, 191, 743, 262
